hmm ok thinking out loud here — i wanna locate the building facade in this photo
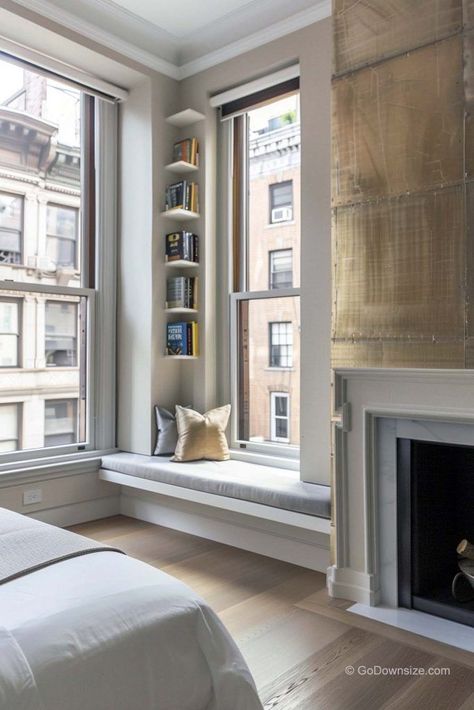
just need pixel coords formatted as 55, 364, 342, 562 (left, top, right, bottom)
0, 69, 83, 452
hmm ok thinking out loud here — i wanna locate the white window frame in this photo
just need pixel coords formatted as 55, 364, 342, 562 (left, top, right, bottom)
270, 392, 290, 443
0, 81, 117, 470
269, 248, 293, 290
269, 321, 293, 368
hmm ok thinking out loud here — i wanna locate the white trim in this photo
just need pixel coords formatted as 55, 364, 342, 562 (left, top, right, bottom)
100, 468, 331, 534
180, 2, 331, 79
29, 495, 120, 527
210, 64, 300, 108
9, 0, 331, 80
326, 566, 377, 606
0, 32, 129, 100
121, 490, 330, 572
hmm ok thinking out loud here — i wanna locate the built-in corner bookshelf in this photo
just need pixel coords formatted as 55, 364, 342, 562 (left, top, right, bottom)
163, 108, 205, 360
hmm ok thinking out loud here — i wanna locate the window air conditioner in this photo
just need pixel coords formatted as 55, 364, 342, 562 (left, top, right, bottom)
271, 206, 292, 223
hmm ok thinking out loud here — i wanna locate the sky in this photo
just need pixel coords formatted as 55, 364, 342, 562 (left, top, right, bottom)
249, 94, 300, 132
0, 61, 23, 104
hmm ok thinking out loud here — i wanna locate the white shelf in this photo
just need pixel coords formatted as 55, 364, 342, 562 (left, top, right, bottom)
165, 259, 199, 268
165, 307, 198, 314
164, 354, 198, 360
161, 208, 200, 221
165, 160, 198, 174
166, 109, 205, 127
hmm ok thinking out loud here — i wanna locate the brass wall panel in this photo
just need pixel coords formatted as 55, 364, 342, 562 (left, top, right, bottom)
334, 0, 462, 76
332, 37, 464, 207
331, 340, 466, 369
332, 188, 465, 342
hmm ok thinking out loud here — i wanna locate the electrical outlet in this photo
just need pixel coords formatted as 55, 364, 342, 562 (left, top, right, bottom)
23, 488, 42, 506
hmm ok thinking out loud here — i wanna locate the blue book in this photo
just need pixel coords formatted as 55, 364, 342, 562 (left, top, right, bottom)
167, 322, 187, 355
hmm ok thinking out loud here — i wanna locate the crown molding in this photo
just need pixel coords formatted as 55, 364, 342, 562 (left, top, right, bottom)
9, 0, 181, 78
9, 0, 331, 80
178, 0, 331, 79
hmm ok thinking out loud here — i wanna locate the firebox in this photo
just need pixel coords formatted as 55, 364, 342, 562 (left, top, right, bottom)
397, 439, 474, 627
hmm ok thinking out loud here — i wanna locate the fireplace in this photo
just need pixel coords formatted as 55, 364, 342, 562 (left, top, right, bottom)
397, 439, 474, 627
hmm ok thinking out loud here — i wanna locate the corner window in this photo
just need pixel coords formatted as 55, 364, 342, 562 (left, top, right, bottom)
269, 249, 292, 289
269, 181, 293, 223
46, 205, 78, 269
0, 299, 20, 367
0, 192, 23, 264
0, 403, 20, 451
229, 87, 300, 455
270, 392, 289, 443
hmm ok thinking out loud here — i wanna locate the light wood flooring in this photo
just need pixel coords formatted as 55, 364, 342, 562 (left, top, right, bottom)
71, 515, 474, 710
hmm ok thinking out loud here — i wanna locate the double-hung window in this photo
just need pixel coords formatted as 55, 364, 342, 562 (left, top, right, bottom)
0, 52, 118, 461
225, 78, 301, 457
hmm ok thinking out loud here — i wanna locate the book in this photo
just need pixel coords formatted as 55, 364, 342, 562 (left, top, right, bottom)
165, 231, 199, 263
165, 181, 199, 213
172, 138, 199, 166
167, 322, 187, 355
166, 277, 198, 309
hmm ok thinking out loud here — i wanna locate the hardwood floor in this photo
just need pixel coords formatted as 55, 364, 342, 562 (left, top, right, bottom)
71, 515, 474, 709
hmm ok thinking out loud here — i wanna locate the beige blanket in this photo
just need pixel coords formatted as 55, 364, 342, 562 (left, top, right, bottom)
0, 506, 122, 585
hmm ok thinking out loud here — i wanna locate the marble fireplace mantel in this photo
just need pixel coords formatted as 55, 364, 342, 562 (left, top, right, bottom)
328, 368, 474, 608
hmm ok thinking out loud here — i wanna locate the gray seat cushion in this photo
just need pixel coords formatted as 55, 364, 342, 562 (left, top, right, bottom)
101, 453, 331, 519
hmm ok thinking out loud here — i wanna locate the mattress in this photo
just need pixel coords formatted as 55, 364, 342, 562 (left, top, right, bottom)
0, 549, 262, 710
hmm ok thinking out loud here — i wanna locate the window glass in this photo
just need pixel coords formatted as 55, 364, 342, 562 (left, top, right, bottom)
270, 392, 289, 442
0, 299, 19, 367
0, 403, 19, 451
269, 181, 293, 223
269, 249, 292, 289
0, 193, 23, 264
269, 322, 293, 368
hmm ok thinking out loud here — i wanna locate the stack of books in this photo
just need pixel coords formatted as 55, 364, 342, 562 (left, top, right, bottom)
165, 180, 199, 213
172, 137, 198, 165
165, 231, 199, 263
166, 276, 198, 310
167, 321, 199, 356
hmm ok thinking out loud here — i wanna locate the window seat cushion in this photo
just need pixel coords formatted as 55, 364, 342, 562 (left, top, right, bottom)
101, 453, 331, 519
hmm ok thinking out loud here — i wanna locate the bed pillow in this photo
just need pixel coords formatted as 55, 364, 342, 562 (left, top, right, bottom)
172, 404, 231, 462
153, 406, 181, 456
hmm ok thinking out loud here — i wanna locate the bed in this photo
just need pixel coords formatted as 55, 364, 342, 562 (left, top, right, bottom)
0, 509, 263, 710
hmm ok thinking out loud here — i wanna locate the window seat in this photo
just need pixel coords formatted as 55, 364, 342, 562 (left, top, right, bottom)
100, 453, 331, 532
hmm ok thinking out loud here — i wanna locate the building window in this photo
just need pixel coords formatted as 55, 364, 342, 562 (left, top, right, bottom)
269, 181, 293, 223
227, 84, 300, 454
0, 403, 20, 451
269, 249, 292, 289
269, 322, 293, 368
0, 192, 23, 264
46, 204, 78, 269
270, 392, 289, 443
44, 399, 77, 446
0, 299, 20, 367
45, 301, 78, 367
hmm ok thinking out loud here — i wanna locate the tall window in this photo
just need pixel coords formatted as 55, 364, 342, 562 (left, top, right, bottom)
269, 249, 292, 289
228, 84, 300, 454
46, 205, 78, 269
0, 192, 23, 264
0, 55, 97, 458
0, 403, 20, 451
0, 299, 20, 367
269, 181, 293, 223
270, 393, 289, 443
269, 322, 293, 368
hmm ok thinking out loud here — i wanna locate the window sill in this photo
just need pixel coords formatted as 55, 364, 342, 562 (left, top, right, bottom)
0, 448, 118, 486
265, 367, 295, 372
265, 221, 296, 228
230, 447, 299, 473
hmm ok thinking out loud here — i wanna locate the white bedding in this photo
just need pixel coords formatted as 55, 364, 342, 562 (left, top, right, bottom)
0, 551, 262, 710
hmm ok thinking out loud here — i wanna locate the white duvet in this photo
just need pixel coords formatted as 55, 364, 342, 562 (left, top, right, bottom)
0, 552, 262, 710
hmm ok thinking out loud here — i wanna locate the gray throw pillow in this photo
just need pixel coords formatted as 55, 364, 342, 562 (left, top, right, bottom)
154, 406, 180, 456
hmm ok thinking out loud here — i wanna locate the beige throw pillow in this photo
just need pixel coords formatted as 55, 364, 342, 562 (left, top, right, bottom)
172, 404, 231, 462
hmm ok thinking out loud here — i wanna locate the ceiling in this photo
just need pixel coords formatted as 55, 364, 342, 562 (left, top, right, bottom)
10, 0, 331, 78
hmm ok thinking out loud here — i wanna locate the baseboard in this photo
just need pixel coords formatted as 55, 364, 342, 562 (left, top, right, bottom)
121, 491, 330, 572
29, 495, 120, 527
326, 564, 378, 605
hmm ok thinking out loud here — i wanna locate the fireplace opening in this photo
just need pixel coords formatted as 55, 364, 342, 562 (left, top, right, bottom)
397, 439, 474, 627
